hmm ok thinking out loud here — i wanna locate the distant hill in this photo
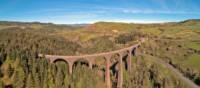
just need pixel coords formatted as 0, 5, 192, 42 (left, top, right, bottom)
179, 19, 200, 25
0, 21, 84, 30
68, 24, 89, 27
1, 19, 200, 26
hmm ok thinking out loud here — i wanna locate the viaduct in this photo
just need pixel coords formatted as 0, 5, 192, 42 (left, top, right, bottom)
38, 38, 145, 88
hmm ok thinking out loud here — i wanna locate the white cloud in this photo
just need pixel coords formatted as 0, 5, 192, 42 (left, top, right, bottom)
121, 8, 200, 15
17, 5, 200, 24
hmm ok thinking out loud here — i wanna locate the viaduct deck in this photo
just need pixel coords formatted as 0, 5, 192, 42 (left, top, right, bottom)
39, 38, 145, 88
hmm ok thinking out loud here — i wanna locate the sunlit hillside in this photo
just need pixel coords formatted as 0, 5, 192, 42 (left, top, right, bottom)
0, 19, 199, 88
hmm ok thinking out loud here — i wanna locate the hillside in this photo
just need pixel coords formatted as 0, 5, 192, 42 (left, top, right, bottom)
180, 19, 200, 25
0, 19, 199, 88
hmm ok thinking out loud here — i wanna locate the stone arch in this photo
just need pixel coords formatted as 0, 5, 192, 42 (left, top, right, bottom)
126, 47, 137, 71
109, 53, 123, 88
93, 56, 105, 69
52, 58, 72, 74
90, 56, 106, 80
129, 47, 136, 56
115, 52, 127, 69
53, 58, 68, 63
73, 58, 92, 69
121, 51, 130, 71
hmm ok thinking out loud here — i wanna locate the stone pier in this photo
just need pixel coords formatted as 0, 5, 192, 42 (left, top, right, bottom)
38, 38, 145, 88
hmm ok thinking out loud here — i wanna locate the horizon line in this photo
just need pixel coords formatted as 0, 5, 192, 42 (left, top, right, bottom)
0, 19, 197, 25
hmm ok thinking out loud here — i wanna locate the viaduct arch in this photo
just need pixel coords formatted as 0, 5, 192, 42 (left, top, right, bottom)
38, 38, 145, 88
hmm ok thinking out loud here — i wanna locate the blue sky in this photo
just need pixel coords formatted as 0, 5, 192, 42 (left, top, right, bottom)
0, 0, 200, 24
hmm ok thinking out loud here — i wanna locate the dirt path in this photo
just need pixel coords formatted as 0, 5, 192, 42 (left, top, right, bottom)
147, 55, 200, 88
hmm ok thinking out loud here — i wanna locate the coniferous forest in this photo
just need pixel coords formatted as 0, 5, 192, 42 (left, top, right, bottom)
0, 20, 200, 88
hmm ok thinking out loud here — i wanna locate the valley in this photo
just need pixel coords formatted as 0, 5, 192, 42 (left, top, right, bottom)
0, 20, 199, 88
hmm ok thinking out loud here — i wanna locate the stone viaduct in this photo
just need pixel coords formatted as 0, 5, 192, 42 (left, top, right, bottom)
38, 38, 145, 88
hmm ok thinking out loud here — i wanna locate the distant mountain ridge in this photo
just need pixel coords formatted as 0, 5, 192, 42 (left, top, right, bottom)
1, 19, 200, 26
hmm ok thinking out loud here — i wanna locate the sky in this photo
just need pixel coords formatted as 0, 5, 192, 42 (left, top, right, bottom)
0, 0, 200, 24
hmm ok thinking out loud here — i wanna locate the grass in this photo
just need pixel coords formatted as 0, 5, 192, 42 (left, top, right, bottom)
182, 54, 200, 71
185, 42, 200, 50
136, 55, 191, 88
0, 26, 14, 30
140, 28, 162, 36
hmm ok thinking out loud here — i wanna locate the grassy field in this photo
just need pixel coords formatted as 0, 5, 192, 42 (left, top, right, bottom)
185, 42, 200, 50
182, 54, 200, 71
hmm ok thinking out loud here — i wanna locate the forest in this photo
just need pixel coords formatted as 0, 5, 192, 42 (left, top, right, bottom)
0, 19, 200, 88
